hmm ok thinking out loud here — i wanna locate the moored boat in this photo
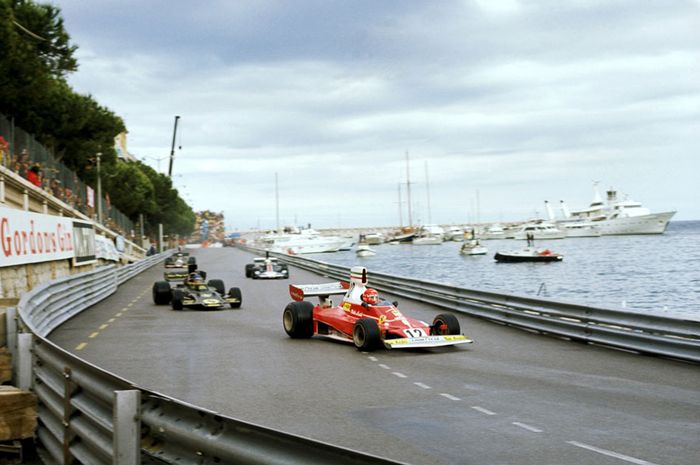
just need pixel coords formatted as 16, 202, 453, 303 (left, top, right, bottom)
513, 222, 566, 240
460, 240, 488, 256
494, 248, 563, 263
356, 244, 377, 257
564, 184, 675, 235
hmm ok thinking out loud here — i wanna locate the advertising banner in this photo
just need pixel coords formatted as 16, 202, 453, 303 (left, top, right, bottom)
0, 206, 75, 267
86, 185, 95, 208
72, 220, 96, 266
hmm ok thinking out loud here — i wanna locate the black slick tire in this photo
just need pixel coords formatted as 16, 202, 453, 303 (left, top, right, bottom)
353, 318, 381, 351
228, 287, 242, 308
171, 290, 184, 310
208, 279, 226, 295
152, 281, 171, 305
432, 313, 460, 335
283, 301, 314, 338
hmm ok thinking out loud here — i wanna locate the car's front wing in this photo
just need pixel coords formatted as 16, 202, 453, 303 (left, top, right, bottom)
383, 334, 473, 349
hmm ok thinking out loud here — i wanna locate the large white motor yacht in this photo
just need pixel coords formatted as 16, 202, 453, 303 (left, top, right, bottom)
564, 184, 675, 235
513, 222, 566, 240
259, 228, 347, 254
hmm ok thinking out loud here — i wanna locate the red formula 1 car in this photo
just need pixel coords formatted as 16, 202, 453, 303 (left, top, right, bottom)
283, 266, 473, 351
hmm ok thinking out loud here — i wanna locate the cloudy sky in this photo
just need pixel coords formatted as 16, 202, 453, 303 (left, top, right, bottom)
52, 0, 699, 230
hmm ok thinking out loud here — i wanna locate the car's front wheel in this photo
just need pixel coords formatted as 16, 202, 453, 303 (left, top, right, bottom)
208, 279, 225, 295
228, 287, 242, 308
353, 318, 381, 351
171, 290, 184, 310
283, 301, 314, 338
432, 313, 460, 335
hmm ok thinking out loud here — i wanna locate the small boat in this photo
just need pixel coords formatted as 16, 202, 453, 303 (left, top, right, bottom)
356, 244, 377, 257
444, 226, 465, 241
494, 248, 563, 263
460, 240, 488, 256
513, 222, 566, 240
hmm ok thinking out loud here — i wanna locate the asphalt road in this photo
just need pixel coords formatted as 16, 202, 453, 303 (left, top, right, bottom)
49, 247, 700, 465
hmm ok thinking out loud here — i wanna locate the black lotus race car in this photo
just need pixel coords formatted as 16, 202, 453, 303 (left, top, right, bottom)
152, 267, 242, 310
164, 251, 196, 268
245, 255, 289, 279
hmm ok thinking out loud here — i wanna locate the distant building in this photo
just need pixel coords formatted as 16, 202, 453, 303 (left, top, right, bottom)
191, 210, 225, 242
114, 132, 137, 162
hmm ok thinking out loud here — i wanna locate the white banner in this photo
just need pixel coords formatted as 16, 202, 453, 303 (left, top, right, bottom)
1, 206, 75, 267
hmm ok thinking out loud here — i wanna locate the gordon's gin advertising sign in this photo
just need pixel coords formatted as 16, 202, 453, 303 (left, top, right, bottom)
1, 206, 75, 267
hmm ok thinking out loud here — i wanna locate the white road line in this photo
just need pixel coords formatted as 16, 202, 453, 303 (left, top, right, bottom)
471, 406, 496, 415
414, 382, 431, 389
440, 393, 461, 401
378, 364, 391, 370
567, 441, 662, 465
391, 372, 407, 378
368, 356, 378, 362
512, 422, 542, 433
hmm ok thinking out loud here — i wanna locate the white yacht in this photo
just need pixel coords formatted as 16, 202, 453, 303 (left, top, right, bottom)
259, 228, 347, 254
444, 226, 465, 242
513, 222, 566, 240
481, 224, 506, 240
546, 200, 601, 237
565, 184, 675, 235
411, 225, 444, 245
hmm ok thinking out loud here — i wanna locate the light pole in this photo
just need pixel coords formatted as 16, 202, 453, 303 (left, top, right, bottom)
96, 152, 102, 224
141, 155, 168, 173
167, 115, 181, 177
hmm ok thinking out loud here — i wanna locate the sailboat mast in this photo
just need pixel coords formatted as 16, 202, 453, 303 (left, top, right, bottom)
397, 182, 403, 227
406, 151, 413, 227
275, 172, 280, 233
425, 160, 431, 224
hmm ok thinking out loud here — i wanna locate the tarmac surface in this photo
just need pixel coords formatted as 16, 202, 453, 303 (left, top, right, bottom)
48, 247, 700, 465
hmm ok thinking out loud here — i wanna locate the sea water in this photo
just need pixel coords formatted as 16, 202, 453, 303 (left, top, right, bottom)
307, 221, 700, 319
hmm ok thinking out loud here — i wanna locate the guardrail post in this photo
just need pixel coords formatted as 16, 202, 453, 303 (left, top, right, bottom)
0, 175, 5, 203
17, 333, 32, 390
6, 307, 17, 378
114, 390, 141, 465
23, 189, 29, 210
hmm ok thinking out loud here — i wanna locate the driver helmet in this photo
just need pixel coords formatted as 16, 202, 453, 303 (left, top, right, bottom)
189, 273, 204, 285
361, 288, 379, 305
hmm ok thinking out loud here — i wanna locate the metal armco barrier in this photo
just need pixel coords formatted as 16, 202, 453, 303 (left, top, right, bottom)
11, 251, 405, 465
239, 245, 700, 363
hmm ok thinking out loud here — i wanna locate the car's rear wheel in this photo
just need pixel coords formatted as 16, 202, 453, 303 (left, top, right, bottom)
208, 279, 225, 295
171, 290, 184, 310
187, 257, 196, 265
283, 301, 314, 338
228, 287, 242, 308
432, 313, 460, 335
152, 281, 171, 305
353, 318, 381, 351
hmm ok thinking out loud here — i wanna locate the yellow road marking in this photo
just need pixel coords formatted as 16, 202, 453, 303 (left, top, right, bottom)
127, 303, 133, 307
108, 318, 116, 323
75, 342, 87, 351
99, 324, 109, 330
89, 332, 99, 339
115, 312, 122, 317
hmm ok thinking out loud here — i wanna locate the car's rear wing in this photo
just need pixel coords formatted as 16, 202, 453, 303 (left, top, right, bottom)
289, 282, 348, 302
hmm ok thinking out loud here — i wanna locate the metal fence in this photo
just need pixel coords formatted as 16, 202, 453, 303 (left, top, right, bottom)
9, 252, 405, 465
238, 244, 700, 364
0, 113, 134, 235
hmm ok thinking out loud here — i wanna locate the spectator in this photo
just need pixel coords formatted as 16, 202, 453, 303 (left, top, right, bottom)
27, 165, 42, 187
0, 136, 8, 166
147, 244, 157, 256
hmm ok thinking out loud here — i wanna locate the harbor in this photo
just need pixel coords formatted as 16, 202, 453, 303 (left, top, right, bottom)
240, 220, 699, 318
